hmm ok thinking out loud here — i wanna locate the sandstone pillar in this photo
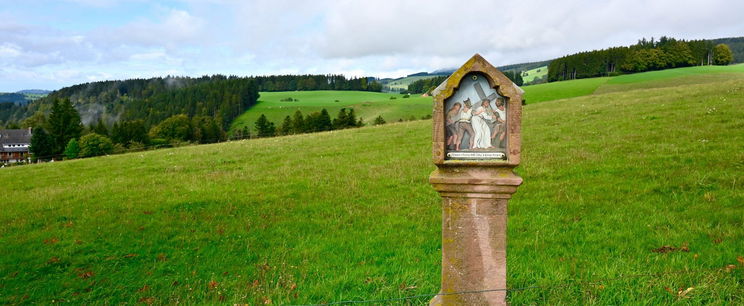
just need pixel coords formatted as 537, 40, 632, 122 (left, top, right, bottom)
429, 167, 521, 305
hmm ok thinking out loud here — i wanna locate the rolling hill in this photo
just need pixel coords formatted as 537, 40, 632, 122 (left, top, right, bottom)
228, 91, 432, 135
520, 65, 548, 85
228, 64, 744, 136
0, 93, 28, 104
523, 63, 744, 103
378, 72, 450, 93
1, 71, 742, 304
16, 89, 51, 95
379, 75, 437, 92
0, 90, 49, 105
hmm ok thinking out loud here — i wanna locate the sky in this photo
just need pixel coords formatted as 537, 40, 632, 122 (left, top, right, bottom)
1, 0, 743, 92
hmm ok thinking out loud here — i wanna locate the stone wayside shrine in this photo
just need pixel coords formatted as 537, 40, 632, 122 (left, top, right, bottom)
429, 54, 523, 305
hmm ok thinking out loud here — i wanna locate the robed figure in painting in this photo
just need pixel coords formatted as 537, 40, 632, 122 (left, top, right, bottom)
470, 100, 494, 149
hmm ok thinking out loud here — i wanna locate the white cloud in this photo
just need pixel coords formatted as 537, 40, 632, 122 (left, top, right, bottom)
0, 43, 22, 57
92, 8, 207, 48
2, 0, 744, 91
311, 0, 744, 67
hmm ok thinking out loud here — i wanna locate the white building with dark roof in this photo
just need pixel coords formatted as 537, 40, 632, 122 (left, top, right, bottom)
0, 128, 32, 163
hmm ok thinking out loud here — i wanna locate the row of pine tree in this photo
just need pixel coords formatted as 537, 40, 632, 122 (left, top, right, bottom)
249, 108, 365, 138
548, 37, 734, 82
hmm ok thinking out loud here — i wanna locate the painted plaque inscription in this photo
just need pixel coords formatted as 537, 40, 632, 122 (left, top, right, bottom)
444, 72, 507, 160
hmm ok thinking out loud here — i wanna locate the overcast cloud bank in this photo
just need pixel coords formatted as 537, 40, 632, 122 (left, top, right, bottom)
1, 0, 743, 91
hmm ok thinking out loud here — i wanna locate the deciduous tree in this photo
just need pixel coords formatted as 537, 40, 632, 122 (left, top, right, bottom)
149, 114, 192, 141
713, 44, 733, 65
79, 133, 114, 157
64, 138, 80, 159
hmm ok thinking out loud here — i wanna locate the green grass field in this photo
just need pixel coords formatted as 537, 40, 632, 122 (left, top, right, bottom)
523, 63, 744, 103
2, 73, 743, 304
380, 76, 436, 91
229, 90, 432, 135
523, 77, 611, 104
520, 65, 547, 84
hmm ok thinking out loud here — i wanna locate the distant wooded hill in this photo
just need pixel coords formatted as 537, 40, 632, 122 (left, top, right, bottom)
498, 60, 552, 74
0, 91, 49, 123
0, 93, 28, 104
16, 89, 51, 95
0, 74, 382, 130
11, 76, 258, 130
0, 90, 50, 105
253, 74, 382, 92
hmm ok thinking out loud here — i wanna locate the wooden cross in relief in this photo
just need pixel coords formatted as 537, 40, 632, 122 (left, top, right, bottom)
473, 80, 498, 103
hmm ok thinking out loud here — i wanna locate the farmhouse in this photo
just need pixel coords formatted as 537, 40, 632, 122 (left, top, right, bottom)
0, 128, 32, 164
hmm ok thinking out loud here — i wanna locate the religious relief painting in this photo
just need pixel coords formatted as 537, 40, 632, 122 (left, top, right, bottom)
444, 73, 507, 160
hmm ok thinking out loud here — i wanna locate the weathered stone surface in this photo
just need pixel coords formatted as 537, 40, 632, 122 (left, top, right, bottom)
429, 54, 523, 306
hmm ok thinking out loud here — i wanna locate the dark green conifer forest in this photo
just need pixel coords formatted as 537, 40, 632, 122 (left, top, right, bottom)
547, 36, 738, 82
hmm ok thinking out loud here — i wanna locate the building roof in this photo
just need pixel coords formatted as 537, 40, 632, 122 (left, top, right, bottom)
0, 129, 32, 143
1, 146, 29, 153
0, 129, 32, 153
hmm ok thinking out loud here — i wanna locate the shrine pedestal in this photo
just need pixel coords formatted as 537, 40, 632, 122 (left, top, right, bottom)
428, 54, 524, 305
429, 167, 522, 306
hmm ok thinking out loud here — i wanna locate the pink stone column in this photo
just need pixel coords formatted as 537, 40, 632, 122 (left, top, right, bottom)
429, 167, 522, 306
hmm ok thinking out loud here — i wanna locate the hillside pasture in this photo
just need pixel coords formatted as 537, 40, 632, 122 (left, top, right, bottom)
523, 77, 610, 104
520, 65, 548, 84
522, 63, 744, 104
1, 76, 743, 304
228, 91, 432, 135
595, 64, 744, 94
380, 75, 437, 91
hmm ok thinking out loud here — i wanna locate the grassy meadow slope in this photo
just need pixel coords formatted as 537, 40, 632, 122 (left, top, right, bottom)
229, 91, 432, 134
380, 75, 436, 91
1, 78, 743, 304
520, 65, 548, 84
523, 63, 744, 103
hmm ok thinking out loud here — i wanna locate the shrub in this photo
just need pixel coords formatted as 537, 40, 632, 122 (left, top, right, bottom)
63, 138, 80, 159
79, 133, 114, 158
128, 141, 146, 151
373, 115, 386, 125
149, 114, 192, 141
149, 138, 170, 148
112, 143, 127, 154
